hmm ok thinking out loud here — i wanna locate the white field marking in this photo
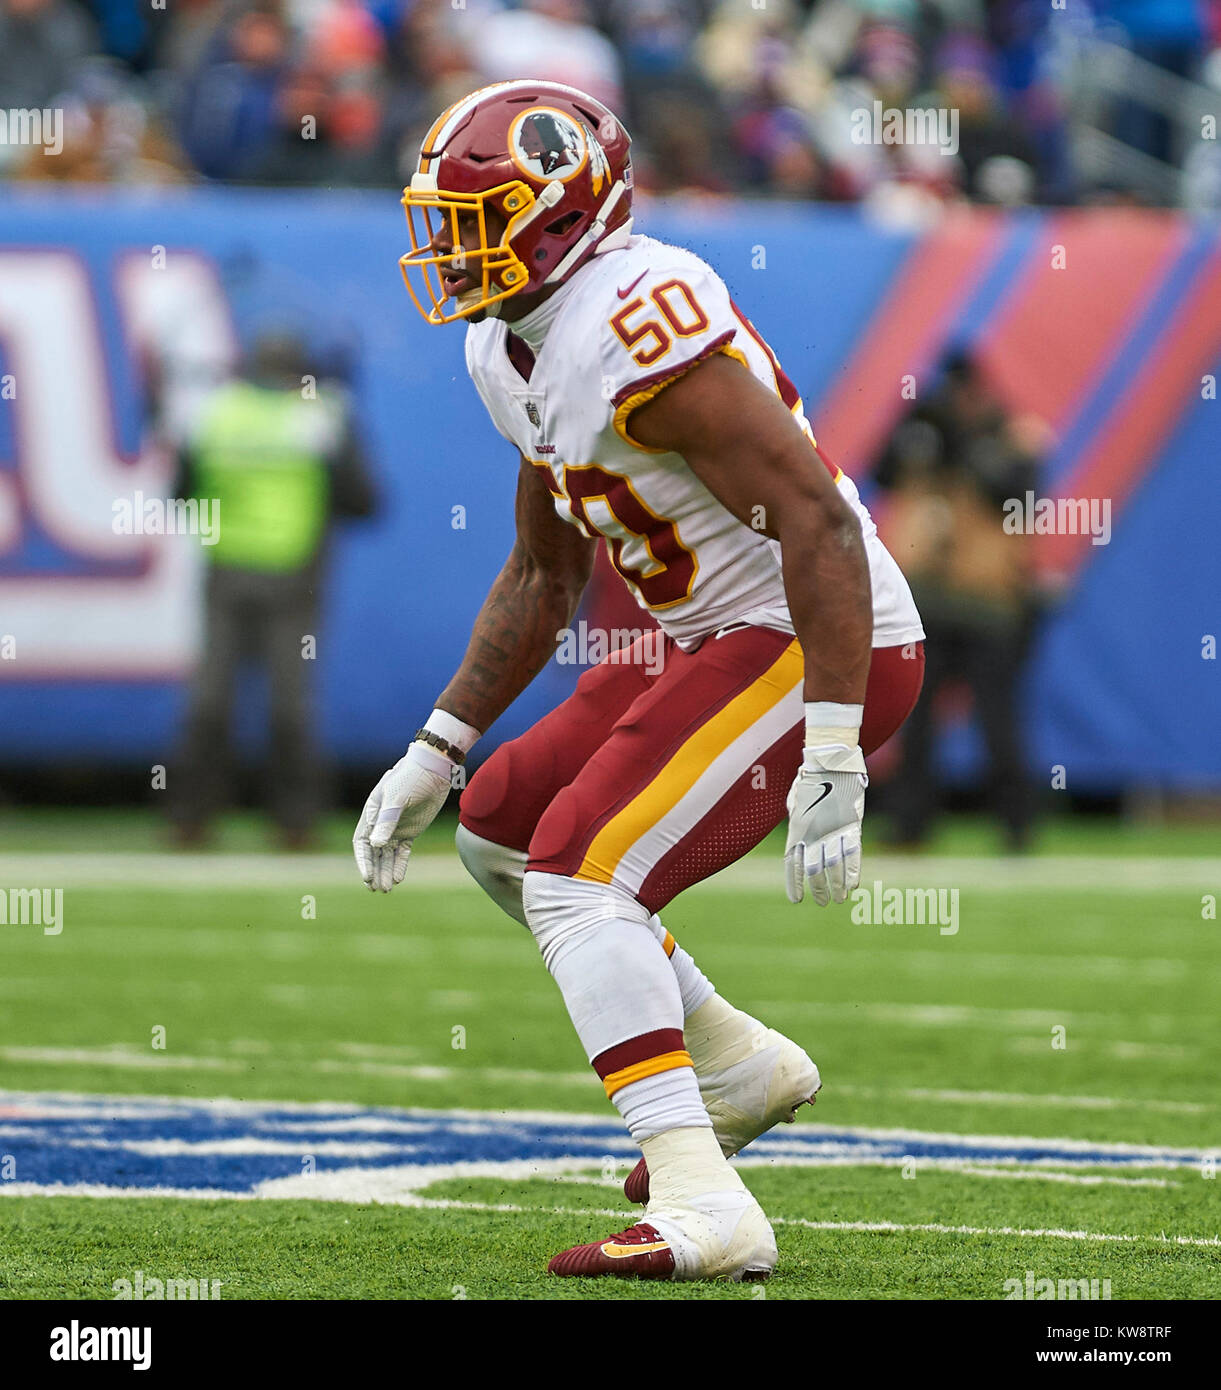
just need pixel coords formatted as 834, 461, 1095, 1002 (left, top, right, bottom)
933, 1165, 1176, 1188
552, 1165, 1178, 1189
7, 921, 1208, 996
0, 1182, 244, 1200
306, 1058, 596, 1086
2, 851, 1217, 892
264, 985, 311, 1007
278, 1179, 1220, 1249
0, 1092, 1210, 1230
1008, 1037, 1198, 1062
0, 1046, 248, 1071
748, 999, 1208, 1032
691, 856, 1221, 894
0, 1174, 1207, 1245
0, 926, 525, 966
5, 1090, 1211, 1168
833, 1083, 1209, 1115
1106, 1040, 1201, 1061
768, 1217, 1221, 1249
428, 990, 481, 1008
2, 1090, 1208, 1168
0, 1044, 598, 1088
0, 977, 85, 997
331, 1041, 422, 1061
252, 1157, 625, 1203
0, 1134, 1167, 1189
14, 1089, 1207, 1167
726, 1123, 1209, 1164
0, 1091, 634, 1126
2, 1046, 1210, 1115
14, 924, 1208, 999
700, 941, 1203, 983
68, 1136, 412, 1158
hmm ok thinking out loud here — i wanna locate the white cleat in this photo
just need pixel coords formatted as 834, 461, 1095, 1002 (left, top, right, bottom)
547, 1189, 777, 1282
646, 1189, 779, 1282
701, 1022, 823, 1155
625, 1006, 821, 1205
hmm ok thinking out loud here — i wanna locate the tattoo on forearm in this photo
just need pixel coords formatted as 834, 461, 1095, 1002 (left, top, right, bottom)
438, 559, 577, 732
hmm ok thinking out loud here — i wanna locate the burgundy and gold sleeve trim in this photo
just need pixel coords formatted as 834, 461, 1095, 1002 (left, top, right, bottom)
611, 331, 748, 452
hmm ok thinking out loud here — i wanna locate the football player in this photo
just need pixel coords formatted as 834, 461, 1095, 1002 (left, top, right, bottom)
354, 80, 925, 1282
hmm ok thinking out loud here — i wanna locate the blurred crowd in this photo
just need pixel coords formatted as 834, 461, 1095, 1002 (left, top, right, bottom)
0, 0, 1218, 205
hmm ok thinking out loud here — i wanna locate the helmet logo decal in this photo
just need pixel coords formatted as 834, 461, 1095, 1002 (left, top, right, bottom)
586, 125, 611, 196
509, 107, 590, 183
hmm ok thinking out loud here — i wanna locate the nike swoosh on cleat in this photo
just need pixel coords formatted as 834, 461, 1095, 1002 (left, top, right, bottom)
800, 782, 834, 817
617, 272, 647, 299
600, 1239, 671, 1258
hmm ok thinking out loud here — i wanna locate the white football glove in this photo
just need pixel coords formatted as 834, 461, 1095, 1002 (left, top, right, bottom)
353, 742, 455, 893
784, 744, 868, 907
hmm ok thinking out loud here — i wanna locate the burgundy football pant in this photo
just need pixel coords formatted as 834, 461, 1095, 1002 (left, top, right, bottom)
460, 626, 924, 916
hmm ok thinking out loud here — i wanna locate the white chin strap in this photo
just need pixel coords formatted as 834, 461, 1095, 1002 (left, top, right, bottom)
543, 179, 629, 285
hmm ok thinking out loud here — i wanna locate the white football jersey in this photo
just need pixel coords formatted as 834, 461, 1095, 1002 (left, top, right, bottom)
465, 234, 924, 651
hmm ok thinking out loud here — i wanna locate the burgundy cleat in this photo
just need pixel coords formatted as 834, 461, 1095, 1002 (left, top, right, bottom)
547, 1221, 676, 1279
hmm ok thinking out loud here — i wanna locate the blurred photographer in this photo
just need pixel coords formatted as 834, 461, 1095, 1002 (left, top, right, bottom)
875, 348, 1047, 851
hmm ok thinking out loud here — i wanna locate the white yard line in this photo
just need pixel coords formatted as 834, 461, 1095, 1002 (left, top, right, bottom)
693, 942, 1203, 981
373, 1195, 1221, 1249
745, 999, 1210, 1032
769, 1217, 1221, 1248
0, 1179, 1207, 1247
0, 1045, 599, 1087
555, 1165, 1177, 1189
833, 1084, 1209, 1115
0, 1046, 1211, 1115
1, 852, 1217, 891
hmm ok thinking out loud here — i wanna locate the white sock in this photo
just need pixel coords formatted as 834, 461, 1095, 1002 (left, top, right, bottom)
644, 914, 715, 1017
521, 870, 712, 1142
611, 1070, 711, 1142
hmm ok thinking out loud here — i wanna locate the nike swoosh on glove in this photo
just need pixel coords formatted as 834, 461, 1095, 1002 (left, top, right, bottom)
353, 742, 455, 894
784, 745, 868, 907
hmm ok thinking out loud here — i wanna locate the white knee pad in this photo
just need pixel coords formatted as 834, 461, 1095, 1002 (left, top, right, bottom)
454, 825, 528, 926
522, 870, 650, 973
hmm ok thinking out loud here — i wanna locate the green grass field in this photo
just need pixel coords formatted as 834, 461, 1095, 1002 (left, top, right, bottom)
0, 811, 1217, 1300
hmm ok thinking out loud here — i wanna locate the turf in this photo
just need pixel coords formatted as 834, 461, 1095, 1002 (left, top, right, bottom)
3, 1167, 1216, 1300
0, 814, 1217, 1300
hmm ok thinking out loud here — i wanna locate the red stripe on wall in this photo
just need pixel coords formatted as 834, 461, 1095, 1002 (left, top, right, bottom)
1040, 243, 1221, 575
977, 210, 1186, 430
810, 208, 1005, 473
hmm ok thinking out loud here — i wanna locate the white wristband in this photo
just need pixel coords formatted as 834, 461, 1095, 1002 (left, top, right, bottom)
408, 741, 457, 777
425, 707, 481, 756
805, 701, 863, 750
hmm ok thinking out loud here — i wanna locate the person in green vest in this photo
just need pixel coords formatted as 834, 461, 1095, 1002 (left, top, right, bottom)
171, 332, 378, 848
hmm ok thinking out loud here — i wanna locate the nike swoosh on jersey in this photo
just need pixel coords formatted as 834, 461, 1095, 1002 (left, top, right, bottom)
617, 272, 647, 299
600, 1238, 672, 1258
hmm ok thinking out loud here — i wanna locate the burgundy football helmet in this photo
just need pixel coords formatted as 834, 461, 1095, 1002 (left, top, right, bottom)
400, 80, 633, 324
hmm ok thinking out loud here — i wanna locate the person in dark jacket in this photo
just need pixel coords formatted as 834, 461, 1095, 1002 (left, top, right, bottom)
875, 348, 1046, 851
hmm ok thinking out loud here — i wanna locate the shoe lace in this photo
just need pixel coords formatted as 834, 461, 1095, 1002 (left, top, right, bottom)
604, 1221, 661, 1246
